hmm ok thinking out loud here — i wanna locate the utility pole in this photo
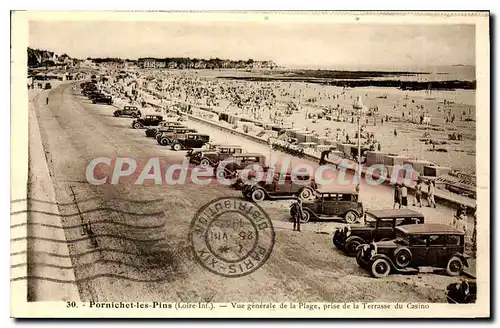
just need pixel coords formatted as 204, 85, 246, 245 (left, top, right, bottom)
353, 96, 364, 193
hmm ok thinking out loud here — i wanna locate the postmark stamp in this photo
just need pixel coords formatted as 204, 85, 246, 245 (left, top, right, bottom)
189, 197, 275, 277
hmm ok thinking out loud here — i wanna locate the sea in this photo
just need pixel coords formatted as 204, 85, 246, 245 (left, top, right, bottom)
291, 64, 476, 83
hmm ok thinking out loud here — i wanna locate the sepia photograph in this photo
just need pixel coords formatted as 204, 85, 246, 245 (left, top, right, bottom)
10, 11, 490, 318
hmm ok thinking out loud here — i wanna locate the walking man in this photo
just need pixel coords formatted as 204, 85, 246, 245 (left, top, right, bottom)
393, 183, 402, 209
413, 179, 423, 207
427, 180, 436, 208
46, 97, 49, 105
401, 183, 408, 208
291, 197, 303, 232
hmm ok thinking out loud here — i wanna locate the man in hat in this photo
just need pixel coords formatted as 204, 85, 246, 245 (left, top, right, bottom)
291, 197, 303, 232
393, 183, 402, 209
413, 179, 423, 207
401, 183, 408, 208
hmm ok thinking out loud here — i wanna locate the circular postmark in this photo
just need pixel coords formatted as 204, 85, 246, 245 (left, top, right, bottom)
189, 197, 275, 277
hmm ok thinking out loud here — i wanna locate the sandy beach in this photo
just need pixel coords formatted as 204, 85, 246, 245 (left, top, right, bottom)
103, 68, 476, 174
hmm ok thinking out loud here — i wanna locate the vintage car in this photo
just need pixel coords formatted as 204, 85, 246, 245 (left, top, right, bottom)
92, 95, 113, 105
156, 128, 199, 146
132, 115, 164, 129
153, 123, 190, 140
146, 124, 191, 138
294, 191, 365, 225
86, 91, 103, 99
447, 279, 476, 304
114, 106, 141, 118
217, 153, 267, 179
170, 133, 210, 151
188, 145, 244, 167
242, 172, 319, 202
356, 224, 469, 278
145, 121, 186, 137
332, 209, 425, 256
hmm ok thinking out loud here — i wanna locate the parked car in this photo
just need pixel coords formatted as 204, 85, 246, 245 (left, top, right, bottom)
92, 95, 113, 105
218, 153, 267, 179
332, 209, 425, 256
188, 145, 244, 167
243, 172, 319, 202
114, 106, 141, 118
146, 120, 185, 137
170, 133, 210, 151
447, 279, 476, 304
149, 125, 191, 139
157, 128, 199, 146
132, 115, 163, 129
356, 223, 469, 278
153, 123, 189, 139
294, 191, 364, 225
44, 82, 52, 90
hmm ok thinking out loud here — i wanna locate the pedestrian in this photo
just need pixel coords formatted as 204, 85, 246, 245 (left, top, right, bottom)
393, 129, 398, 137
453, 212, 467, 236
427, 180, 436, 208
319, 148, 332, 166
393, 183, 402, 209
413, 179, 423, 207
401, 183, 408, 208
456, 204, 467, 219
46, 97, 49, 105
291, 197, 303, 232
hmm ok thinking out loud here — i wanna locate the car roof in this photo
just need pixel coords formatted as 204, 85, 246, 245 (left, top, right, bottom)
396, 223, 464, 235
217, 145, 243, 148
366, 209, 425, 219
318, 191, 357, 195
187, 133, 209, 136
233, 153, 265, 157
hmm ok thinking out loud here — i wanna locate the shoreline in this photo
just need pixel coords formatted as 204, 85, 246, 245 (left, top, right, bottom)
216, 76, 476, 91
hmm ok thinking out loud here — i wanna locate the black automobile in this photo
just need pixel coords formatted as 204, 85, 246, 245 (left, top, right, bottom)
299, 191, 364, 224
333, 209, 425, 256
114, 106, 141, 118
92, 95, 113, 105
132, 115, 164, 129
157, 128, 198, 146
145, 121, 185, 138
356, 224, 469, 278
171, 133, 210, 151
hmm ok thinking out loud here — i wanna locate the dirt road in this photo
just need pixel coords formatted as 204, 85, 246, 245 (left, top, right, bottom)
31, 82, 466, 302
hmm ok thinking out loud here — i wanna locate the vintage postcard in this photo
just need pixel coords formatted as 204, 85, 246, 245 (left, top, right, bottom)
11, 11, 490, 318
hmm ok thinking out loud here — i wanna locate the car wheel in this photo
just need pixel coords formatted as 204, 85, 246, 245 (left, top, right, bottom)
299, 188, 314, 201
344, 210, 359, 224
172, 143, 182, 151
332, 231, 343, 249
200, 158, 211, 167
133, 113, 138, 118
250, 188, 266, 202
160, 138, 169, 146
394, 247, 412, 268
133, 122, 142, 129
446, 256, 464, 276
300, 210, 310, 223
113, 112, 120, 117
370, 258, 391, 278
344, 240, 361, 257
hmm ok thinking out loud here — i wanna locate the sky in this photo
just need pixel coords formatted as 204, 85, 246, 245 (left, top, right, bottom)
29, 21, 475, 69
